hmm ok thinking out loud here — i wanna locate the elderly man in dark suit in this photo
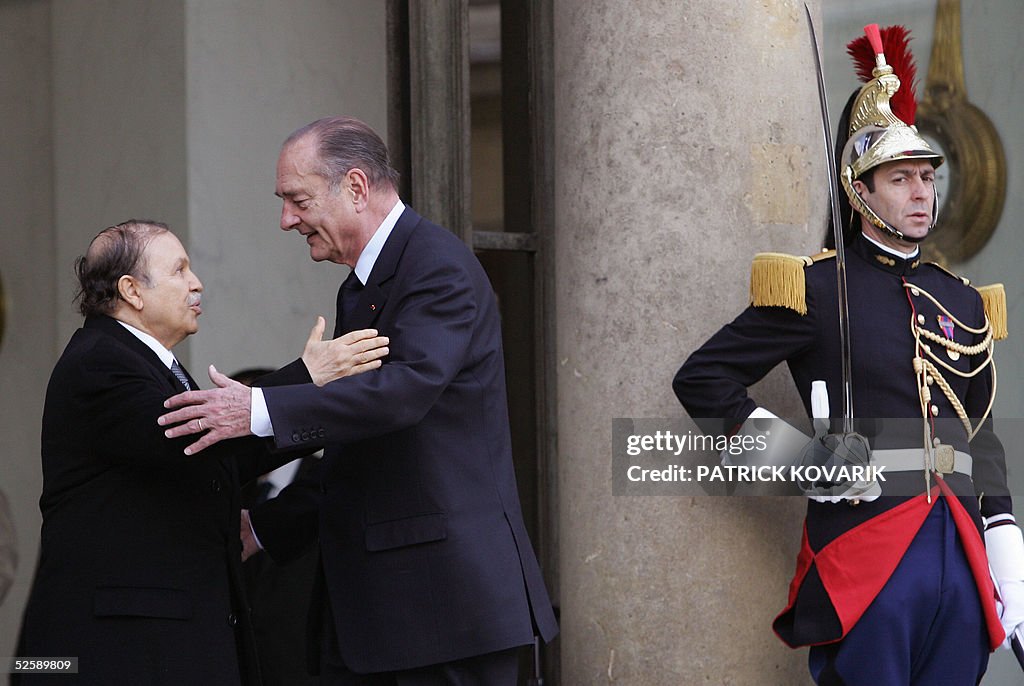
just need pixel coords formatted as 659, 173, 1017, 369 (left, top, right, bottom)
16, 220, 387, 685
160, 116, 558, 684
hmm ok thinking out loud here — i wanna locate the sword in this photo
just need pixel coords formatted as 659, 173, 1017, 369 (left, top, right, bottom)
1014, 631, 1024, 671
804, 4, 854, 432
796, 6, 874, 500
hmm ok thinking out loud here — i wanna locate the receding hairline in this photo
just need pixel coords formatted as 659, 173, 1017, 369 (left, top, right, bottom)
85, 220, 170, 274
281, 115, 375, 149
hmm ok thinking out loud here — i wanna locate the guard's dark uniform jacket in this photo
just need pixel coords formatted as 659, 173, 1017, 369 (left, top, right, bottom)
673, 233, 1009, 649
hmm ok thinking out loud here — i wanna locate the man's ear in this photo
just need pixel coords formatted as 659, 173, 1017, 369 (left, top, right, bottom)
117, 275, 144, 311
851, 178, 869, 199
344, 169, 370, 210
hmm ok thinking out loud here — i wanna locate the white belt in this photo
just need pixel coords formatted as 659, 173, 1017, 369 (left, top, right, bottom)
871, 448, 972, 478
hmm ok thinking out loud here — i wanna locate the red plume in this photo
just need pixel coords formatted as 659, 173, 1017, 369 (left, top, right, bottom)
846, 24, 918, 124
864, 24, 884, 55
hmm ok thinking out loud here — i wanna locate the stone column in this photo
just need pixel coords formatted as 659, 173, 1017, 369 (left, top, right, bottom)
554, 1, 825, 683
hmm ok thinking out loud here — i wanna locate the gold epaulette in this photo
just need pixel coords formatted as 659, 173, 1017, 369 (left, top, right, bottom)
749, 252, 821, 315
976, 283, 1008, 340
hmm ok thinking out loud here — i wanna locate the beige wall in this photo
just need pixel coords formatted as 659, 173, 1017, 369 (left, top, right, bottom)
51, 0, 189, 350
0, 0, 386, 664
0, 0, 55, 660
183, 0, 387, 374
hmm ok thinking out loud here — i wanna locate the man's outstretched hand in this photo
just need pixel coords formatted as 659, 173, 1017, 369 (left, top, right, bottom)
159, 365, 252, 455
302, 316, 389, 386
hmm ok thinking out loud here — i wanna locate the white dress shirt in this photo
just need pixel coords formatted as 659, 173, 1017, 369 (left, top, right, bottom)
118, 321, 178, 370
861, 231, 921, 260
249, 199, 405, 438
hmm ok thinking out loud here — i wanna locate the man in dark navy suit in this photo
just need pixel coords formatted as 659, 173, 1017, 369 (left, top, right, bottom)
160, 116, 558, 684
674, 26, 1023, 686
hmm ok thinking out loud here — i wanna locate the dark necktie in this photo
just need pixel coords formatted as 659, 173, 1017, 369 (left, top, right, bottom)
336, 270, 364, 334
170, 360, 192, 391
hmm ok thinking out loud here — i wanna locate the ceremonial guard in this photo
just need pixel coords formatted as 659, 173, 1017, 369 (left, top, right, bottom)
673, 25, 1023, 684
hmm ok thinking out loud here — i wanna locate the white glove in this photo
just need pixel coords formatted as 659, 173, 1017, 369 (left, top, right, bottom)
727, 406, 809, 468
986, 521, 1024, 648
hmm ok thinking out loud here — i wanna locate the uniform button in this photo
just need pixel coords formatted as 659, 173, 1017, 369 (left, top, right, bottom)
911, 287, 920, 296
927, 376, 934, 385
931, 405, 939, 416
211, 479, 222, 493
228, 613, 238, 626
923, 345, 931, 354
291, 432, 300, 443
917, 314, 926, 325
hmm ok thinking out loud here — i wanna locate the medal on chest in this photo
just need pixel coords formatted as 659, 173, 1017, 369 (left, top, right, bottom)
937, 314, 959, 361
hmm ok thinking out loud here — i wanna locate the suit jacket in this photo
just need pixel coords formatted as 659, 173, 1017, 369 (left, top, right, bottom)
241, 456, 321, 686
673, 234, 1008, 647
251, 207, 558, 673
16, 315, 291, 685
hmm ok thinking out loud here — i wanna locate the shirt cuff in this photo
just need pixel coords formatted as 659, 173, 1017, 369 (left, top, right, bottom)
250, 387, 274, 438
247, 513, 265, 551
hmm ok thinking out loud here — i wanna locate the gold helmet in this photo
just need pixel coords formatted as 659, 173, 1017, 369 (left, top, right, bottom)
839, 25, 943, 242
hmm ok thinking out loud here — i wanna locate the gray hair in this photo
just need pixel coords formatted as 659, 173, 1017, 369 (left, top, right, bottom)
284, 116, 400, 192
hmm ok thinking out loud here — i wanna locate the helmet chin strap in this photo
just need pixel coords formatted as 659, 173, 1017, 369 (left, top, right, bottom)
879, 188, 939, 244
901, 231, 929, 244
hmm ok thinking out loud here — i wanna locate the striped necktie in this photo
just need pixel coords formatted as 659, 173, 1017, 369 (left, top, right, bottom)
170, 360, 192, 391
